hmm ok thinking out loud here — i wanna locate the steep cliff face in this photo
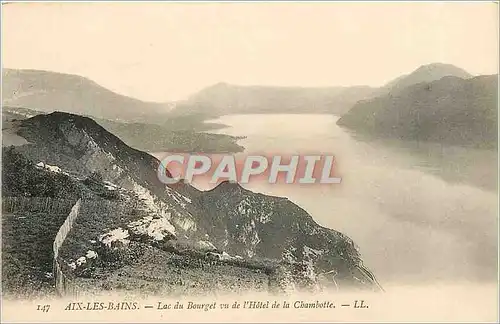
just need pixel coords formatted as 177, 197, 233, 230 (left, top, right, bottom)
8, 112, 381, 294
195, 182, 380, 291
16, 112, 201, 241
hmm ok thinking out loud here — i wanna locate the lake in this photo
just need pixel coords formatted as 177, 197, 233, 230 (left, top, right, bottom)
154, 114, 498, 287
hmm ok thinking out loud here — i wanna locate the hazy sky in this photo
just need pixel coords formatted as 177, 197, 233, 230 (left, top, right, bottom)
2, 2, 498, 101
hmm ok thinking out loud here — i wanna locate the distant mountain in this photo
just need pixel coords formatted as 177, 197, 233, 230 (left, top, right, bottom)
95, 118, 245, 153
170, 63, 473, 117
1, 69, 247, 153
3, 64, 474, 122
337, 74, 498, 149
2, 69, 170, 123
380, 63, 473, 94
3, 111, 382, 295
173, 83, 376, 116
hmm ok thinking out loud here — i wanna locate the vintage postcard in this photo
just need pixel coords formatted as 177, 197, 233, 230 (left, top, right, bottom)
1, 1, 498, 323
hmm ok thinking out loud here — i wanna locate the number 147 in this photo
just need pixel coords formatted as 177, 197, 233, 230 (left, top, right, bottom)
37, 304, 51, 313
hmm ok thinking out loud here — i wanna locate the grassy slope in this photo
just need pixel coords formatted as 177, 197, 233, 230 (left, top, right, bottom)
2, 208, 72, 299
1, 148, 115, 298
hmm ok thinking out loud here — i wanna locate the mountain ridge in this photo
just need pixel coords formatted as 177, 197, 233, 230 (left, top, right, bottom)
2, 68, 170, 123
379, 63, 473, 95
175, 83, 377, 116
3, 63, 477, 120
337, 74, 498, 149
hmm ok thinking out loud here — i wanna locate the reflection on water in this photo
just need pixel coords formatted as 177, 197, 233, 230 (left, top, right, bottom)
157, 114, 498, 286
348, 133, 498, 192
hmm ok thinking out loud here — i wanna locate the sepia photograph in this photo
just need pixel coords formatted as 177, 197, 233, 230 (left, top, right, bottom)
1, 1, 498, 322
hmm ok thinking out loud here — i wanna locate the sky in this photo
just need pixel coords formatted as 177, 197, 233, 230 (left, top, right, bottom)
2, 2, 499, 102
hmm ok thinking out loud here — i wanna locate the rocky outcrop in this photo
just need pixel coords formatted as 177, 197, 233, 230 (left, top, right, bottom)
194, 182, 379, 291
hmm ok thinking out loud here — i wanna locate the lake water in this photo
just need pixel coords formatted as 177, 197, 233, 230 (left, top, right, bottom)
155, 114, 498, 287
